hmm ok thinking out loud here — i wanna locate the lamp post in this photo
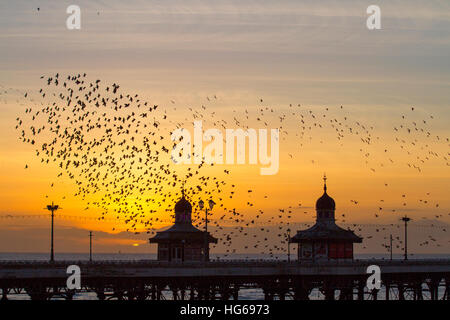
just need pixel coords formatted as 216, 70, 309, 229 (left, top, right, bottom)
401, 216, 411, 261
390, 234, 393, 261
199, 199, 215, 262
287, 229, 291, 263
89, 231, 93, 262
45, 202, 60, 263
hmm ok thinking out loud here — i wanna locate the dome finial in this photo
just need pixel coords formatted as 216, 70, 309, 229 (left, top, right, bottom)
181, 180, 186, 198
316, 173, 335, 211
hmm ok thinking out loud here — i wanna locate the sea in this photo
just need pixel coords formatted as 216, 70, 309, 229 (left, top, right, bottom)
1, 253, 448, 300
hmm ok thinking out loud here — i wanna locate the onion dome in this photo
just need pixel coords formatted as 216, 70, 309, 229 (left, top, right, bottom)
315, 175, 336, 210
174, 190, 192, 224
175, 196, 192, 214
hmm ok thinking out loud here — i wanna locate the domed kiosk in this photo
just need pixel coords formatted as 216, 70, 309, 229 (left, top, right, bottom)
290, 176, 362, 261
149, 193, 217, 262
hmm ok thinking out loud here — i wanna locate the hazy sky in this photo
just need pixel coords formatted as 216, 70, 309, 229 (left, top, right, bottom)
0, 1, 449, 254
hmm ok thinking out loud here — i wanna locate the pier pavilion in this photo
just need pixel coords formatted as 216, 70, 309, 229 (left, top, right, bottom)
290, 176, 362, 261
149, 194, 217, 262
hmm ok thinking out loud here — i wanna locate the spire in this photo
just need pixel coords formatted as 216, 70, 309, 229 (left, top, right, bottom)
181, 181, 186, 198
316, 173, 336, 220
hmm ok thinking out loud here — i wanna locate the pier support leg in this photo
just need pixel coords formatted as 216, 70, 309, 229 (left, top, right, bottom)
26, 286, 50, 301
324, 288, 334, 301
293, 279, 310, 300
415, 282, 423, 300
1, 288, 8, 300
156, 287, 162, 301
323, 281, 335, 301
151, 285, 156, 300
357, 282, 365, 301
172, 288, 178, 301
263, 289, 273, 301
66, 291, 74, 300
294, 287, 309, 300
398, 284, 405, 300
204, 286, 211, 300
429, 280, 439, 300
96, 289, 105, 301
220, 286, 230, 300
385, 282, 390, 301
339, 287, 353, 300
371, 289, 379, 300
233, 285, 239, 300
28, 291, 48, 300
137, 284, 146, 301
444, 279, 450, 300
127, 290, 136, 300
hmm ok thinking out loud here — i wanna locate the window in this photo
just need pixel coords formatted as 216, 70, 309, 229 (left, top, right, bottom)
345, 242, 353, 259
158, 248, 168, 260
338, 243, 346, 258
171, 247, 182, 260
329, 243, 337, 259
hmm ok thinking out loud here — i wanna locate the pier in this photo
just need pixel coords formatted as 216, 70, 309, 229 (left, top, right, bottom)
1, 259, 449, 300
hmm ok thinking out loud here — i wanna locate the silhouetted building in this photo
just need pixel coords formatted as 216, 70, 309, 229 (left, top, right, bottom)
149, 194, 217, 262
290, 176, 362, 261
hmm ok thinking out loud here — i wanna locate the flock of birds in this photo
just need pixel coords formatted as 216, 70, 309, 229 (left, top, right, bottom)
4, 72, 449, 257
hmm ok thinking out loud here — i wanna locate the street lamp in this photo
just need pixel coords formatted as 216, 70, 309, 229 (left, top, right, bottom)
208, 200, 216, 210
390, 234, 393, 261
287, 228, 291, 263
401, 216, 411, 261
44, 202, 60, 262
89, 231, 93, 262
199, 199, 215, 262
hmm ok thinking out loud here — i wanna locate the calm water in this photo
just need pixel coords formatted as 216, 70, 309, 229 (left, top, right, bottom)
1, 252, 448, 300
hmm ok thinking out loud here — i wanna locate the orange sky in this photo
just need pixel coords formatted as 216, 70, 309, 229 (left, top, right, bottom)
0, 0, 449, 254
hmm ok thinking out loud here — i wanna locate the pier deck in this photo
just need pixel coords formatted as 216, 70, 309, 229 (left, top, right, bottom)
1, 259, 449, 300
